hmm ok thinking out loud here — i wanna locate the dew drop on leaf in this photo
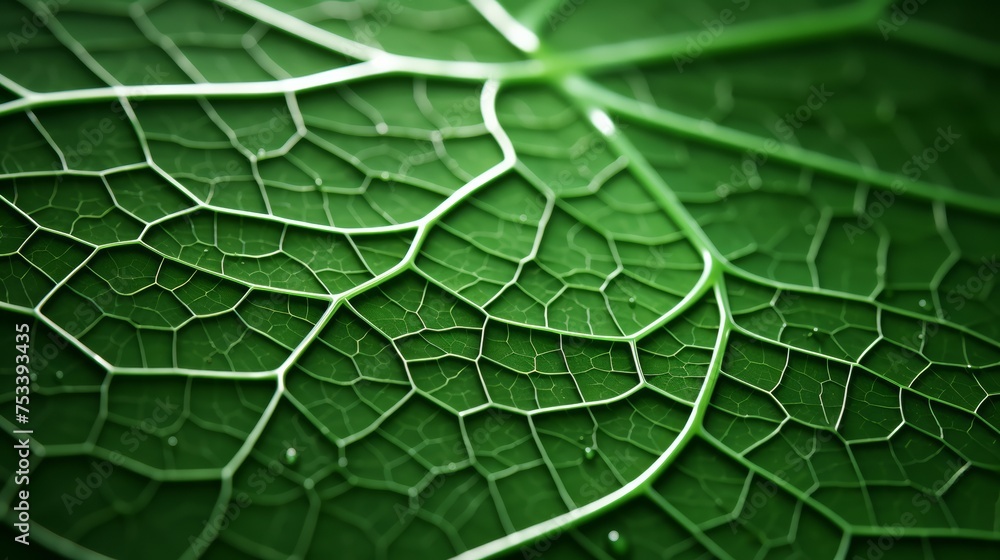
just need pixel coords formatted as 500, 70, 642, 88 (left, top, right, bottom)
167, 436, 178, 447
284, 447, 298, 465
584, 447, 596, 460
607, 530, 629, 557
628, 296, 637, 308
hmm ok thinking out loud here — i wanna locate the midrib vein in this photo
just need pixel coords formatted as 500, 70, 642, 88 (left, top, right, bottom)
567, 78, 1000, 215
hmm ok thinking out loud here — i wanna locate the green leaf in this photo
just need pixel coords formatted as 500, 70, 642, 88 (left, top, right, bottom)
1, 0, 998, 559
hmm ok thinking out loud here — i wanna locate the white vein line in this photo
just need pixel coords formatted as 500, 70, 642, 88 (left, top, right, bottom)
453, 285, 730, 560
0, 62, 383, 116
213, 0, 385, 61
468, 0, 541, 53
213, 0, 544, 80
630, 248, 715, 339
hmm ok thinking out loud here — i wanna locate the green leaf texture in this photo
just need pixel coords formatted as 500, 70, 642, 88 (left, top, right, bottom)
1, 0, 999, 559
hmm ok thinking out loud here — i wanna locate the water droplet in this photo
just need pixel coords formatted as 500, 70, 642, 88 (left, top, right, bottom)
338, 456, 348, 468
375, 122, 388, 134
607, 530, 629, 557
627, 297, 636, 308
748, 176, 762, 190
578, 435, 586, 442
918, 299, 929, 309
167, 436, 178, 447
314, 177, 323, 186
518, 214, 527, 223
380, 171, 390, 180
303, 478, 314, 490
284, 447, 298, 465
447, 462, 457, 471
55, 370, 64, 380
812, 327, 819, 332
917, 333, 924, 340
967, 364, 973, 369
256, 148, 265, 157
584, 447, 596, 460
